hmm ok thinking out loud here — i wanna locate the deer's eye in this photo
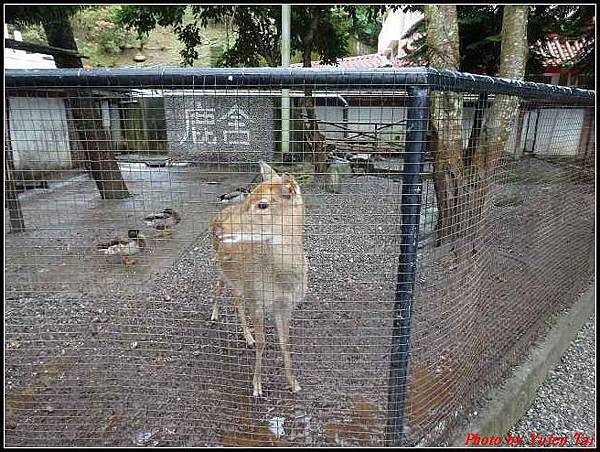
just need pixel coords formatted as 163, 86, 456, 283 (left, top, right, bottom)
257, 201, 269, 210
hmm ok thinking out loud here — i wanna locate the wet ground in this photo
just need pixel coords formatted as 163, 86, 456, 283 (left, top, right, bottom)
5, 161, 255, 299
4, 157, 595, 446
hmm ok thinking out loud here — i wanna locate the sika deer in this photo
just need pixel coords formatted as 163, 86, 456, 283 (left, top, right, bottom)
210, 161, 307, 397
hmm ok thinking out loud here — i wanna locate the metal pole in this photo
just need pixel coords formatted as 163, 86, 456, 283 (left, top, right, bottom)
530, 108, 541, 155
522, 108, 532, 154
337, 94, 349, 138
5, 68, 595, 104
281, 5, 291, 155
4, 99, 26, 233
385, 86, 430, 446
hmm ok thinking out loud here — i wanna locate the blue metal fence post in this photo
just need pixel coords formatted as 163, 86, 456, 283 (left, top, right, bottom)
386, 85, 430, 446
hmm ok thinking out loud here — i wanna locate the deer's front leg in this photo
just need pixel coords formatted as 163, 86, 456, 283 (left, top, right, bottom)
252, 307, 265, 397
210, 278, 225, 321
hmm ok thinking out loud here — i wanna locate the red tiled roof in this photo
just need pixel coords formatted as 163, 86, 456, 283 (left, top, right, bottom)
290, 53, 417, 69
292, 33, 590, 71
537, 35, 591, 67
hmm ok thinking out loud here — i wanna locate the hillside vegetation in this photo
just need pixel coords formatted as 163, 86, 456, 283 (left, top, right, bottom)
9, 5, 377, 68
10, 6, 229, 68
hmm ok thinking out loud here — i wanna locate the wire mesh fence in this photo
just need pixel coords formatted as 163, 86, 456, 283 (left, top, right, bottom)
4, 68, 595, 446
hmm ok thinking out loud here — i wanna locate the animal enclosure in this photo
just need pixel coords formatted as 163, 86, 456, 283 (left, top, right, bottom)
4, 68, 595, 446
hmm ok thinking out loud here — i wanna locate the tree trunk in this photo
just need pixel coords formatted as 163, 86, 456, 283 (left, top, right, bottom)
512, 106, 528, 158
303, 92, 327, 174
42, 16, 83, 68
44, 15, 130, 199
302, 8, 328, 175
426, 6, 528, 257
472, 6, 528, 174
468, 6, 528, 250
464, 93, 489, 170
424, 5, 465, 249
69, 95, 131, 199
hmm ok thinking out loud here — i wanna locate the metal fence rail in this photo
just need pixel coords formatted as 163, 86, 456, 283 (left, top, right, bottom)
4, 67, 595, 447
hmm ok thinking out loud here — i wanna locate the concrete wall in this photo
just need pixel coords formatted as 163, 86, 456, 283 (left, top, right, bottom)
163, 93, 275, 163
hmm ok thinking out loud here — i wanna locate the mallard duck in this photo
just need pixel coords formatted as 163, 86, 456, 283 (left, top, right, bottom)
144, 208, 181, 237
219, 187, 251, 204
97, 229, 147, 266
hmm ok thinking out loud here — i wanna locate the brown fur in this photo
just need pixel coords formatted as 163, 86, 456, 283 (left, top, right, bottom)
209, 162, 307, 396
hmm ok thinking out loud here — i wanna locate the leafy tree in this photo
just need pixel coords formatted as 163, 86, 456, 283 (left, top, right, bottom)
116, 6, 210, 66
401, 5, 594, 78
424, 6, 529, 256
117, 5, 383, 68
346, 5, 384, 49
5, 5, 130, 199
5, 5, 87, 67
525, 6, 594, 80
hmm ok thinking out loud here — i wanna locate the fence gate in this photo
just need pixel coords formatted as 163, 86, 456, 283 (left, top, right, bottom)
4, 68, 595, 446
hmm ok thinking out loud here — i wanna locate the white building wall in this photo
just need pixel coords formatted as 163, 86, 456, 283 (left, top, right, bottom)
377, 7, 422, 58
315, 103, 586, 158
9, 97, 73, 171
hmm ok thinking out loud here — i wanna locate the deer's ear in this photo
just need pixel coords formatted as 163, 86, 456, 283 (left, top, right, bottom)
259, 161, 278, 181
280, 174, 299, 198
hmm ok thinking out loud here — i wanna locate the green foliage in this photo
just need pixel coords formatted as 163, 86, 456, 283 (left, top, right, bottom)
6, 22, 46, 45
290, 6, 352, 65
116, 5, 202, 64
5, 5, 140, 68
71, 7, 137, 57
344, 5, 384, 48
118, 5, 233, 65
116, 5, 384, 67
217, 6, 281, 67
400, 5, 595, 77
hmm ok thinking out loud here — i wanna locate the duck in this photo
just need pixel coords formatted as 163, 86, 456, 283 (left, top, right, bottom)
96, 229, 147, 266
144, 208, 181, 237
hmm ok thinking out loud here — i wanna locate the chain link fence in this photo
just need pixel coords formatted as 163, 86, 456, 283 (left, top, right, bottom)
5, 68, 595, 446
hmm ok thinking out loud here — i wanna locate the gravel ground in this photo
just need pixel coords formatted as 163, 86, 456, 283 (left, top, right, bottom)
508, 316, 596, 447
4, 157, 595, 447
